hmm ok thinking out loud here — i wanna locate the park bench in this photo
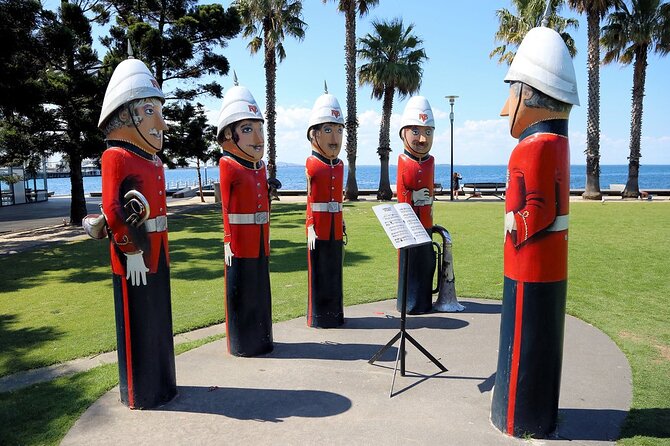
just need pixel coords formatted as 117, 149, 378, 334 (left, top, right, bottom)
462, 182, 506, 200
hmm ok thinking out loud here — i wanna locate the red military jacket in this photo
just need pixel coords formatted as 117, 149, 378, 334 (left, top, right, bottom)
219, 152, 271, 258
397, 151, 434, 229
101, 140, 169, 275
305, 152, 344, 241
504, 122, 570, 283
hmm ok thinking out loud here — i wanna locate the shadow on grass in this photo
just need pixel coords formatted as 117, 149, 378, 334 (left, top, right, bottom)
0, 314, 64, 378
0, 363, 117, 446
556, 407, 631, 442
162, 386, 351, 421
619, 407, 670, 440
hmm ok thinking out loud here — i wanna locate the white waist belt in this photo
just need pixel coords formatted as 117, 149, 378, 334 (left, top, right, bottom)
228, 212, 269, 224
145, 215, 168, 233
546, 215, 569, 232
311, 202, 343, 213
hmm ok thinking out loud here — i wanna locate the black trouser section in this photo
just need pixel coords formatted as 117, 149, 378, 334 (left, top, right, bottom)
307, 234, 344, 328
397, 232, 435, 314
112, 245, 177, 409
225, 254, 273, 356
491, 277, 567, 438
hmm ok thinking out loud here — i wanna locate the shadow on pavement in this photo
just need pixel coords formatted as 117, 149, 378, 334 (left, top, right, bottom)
161, 386, 352, 422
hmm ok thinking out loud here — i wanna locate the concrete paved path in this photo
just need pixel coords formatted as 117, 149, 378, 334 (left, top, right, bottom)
62, 299, 631, 446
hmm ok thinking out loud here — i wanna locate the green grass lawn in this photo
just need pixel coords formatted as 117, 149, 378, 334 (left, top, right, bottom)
0, 200, 668, 445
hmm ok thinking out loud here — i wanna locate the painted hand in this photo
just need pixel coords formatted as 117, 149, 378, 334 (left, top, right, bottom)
504, 211, 517, 234
224, 242, 234, 266
125, 251, 149, 286
412, 188, 431, 206
307, 225, 317, 251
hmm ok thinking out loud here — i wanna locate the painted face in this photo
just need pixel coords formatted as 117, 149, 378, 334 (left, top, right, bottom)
501, 83, 526, 138
132, 98, 167, 153
402, 125, 434, 157
312, 123, 344, 160
234, 119, 265, 162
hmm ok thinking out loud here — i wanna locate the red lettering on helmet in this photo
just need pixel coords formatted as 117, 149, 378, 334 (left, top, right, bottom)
419, 113, 428, 122
248, 105, 258, 114
331, 109, 341, 118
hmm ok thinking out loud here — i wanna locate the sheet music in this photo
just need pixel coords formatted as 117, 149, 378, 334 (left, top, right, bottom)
373, 202, 431, 249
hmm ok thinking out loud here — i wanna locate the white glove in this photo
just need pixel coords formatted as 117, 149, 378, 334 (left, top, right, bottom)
224, 242, 234, 267
504, 211, 517, 234
411, 188, 431, 206
125, 251, 149, 287
307, 225, 317, 251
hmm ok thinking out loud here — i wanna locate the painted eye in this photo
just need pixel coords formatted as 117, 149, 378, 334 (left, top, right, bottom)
337, 127, 343, 134
324, 127, 332, 134
425, 129, 432, 136
412, 129, 419, 136
144, 106, 154, 115
241, 126, 252, 133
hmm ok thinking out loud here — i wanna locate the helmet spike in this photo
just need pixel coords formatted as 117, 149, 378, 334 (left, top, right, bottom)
127, 39, 134, 59
324, 80, 328, 94
233, 70, 239, 86
541, 0, 552, 27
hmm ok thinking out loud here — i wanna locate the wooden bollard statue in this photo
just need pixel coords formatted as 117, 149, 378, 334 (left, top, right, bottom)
305, 84, 346, 328
84, 55, 177, 409
396, 96, 436, 314
216, 78, 273, 356
490, 21, 579, 438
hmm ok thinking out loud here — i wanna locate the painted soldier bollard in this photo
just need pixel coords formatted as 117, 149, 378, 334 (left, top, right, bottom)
305, 87, 345, 328
216, 82, 273, 356
396, 96, 436, 314
490, 25, 579, 438
85, 57, 177, 409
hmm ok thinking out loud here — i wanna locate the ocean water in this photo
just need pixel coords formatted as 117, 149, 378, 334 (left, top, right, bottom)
45, 164, 670, 196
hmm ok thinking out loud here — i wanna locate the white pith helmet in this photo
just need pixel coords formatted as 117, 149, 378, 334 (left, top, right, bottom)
306, 90, 344, 141
399, 96, 435, 138
216, 83, 264, 142
504, 26, 579, 106
98, 58, 164, 129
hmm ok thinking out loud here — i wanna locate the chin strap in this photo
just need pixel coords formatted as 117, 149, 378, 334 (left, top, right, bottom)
510, 84, 523, 138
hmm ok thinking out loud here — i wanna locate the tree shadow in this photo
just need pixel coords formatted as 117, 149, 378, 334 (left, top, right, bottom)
0, 240, 110, 293
160, 386, 352, 422
0, 314, 63, 378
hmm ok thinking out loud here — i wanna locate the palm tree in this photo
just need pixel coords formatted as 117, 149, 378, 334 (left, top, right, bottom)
358, 18, 427, 201
234, 0, 307, 184
601, 0, 670, 198
322, 0, 379, 201
568, 0, 616, 200
491, 0, 579, 65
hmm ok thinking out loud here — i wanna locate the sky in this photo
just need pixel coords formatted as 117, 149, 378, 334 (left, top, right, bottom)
47, 0, 670, 166
202, 0, 669, 167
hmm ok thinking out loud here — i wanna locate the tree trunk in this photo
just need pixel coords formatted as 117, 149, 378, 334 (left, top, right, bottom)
376, 86, 394, 201
343, 1, 359, 201
582, 10, 602, 200
264, 24, 278, 183
623, 47, 647, 198
68, 151, 88, 226
196, 158, 205, 203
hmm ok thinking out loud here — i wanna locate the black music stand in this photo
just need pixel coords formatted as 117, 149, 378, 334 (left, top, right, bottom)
368, 250, 447, 396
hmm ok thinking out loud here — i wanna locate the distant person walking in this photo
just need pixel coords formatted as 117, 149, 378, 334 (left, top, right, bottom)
452, 172, 462, 200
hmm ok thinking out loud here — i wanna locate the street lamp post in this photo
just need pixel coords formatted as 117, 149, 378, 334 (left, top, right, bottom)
445, 96, 458, 201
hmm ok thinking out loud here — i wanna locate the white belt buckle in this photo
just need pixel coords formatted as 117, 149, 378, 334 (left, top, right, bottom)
255, 212, 268, 224
327, 201, 340, 213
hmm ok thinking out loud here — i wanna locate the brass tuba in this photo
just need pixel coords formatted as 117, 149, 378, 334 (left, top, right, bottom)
431, 225, 465, 312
